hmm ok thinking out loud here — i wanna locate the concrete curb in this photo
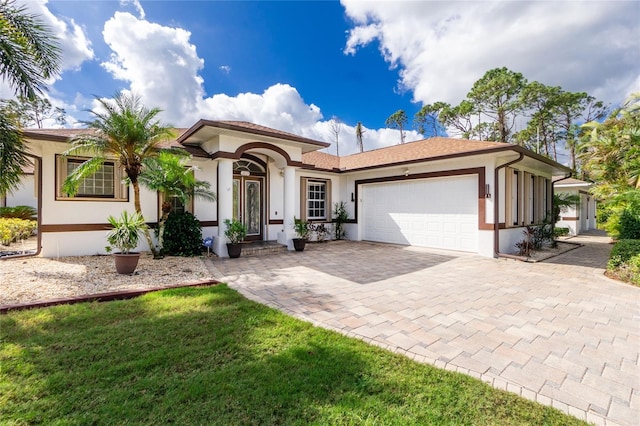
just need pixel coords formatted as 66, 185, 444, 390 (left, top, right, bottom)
0, 279, 220, 314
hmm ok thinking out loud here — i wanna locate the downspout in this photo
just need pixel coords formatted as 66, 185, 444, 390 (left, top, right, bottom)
493, 151, 525, 260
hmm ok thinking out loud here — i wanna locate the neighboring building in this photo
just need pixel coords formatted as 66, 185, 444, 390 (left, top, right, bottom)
554, 178, 597, 235
3, 161, 37, 209
20, 120, 571, 258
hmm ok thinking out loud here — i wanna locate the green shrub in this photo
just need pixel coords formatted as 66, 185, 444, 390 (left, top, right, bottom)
0, 205, 37, 220
0, 218, 37, 246
619, 209, 640, 239
611, 254, 640, 286
608, 239, 640, 271
554, 227, 570, 237
162, 212, 202, 256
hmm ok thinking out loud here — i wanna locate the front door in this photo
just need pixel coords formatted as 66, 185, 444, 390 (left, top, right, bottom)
233, 176, 263, 241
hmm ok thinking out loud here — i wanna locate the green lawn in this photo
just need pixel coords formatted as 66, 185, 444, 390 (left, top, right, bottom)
1, 285, 586, 425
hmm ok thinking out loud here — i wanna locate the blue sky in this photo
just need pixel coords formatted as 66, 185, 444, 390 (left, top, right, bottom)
4, 0, 639, 155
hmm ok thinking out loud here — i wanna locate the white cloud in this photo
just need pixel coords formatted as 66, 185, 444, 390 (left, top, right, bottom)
342, 0, 640, 107
101, 12, 205, 125
18, 0, 94, 74
312, 120, 422, 156
219, 65, 231, 74
95, 10, 418, 154
120, 0, 145, 19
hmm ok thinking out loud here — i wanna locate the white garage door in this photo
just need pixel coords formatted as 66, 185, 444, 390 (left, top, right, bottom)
361, 175, 478, 252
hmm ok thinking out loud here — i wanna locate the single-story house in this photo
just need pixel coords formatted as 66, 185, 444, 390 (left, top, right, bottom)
16, 120, 572, 258
3, 161, 37, 209
553, 177, 597, 235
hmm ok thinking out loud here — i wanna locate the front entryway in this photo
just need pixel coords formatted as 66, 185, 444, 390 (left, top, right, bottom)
233, 160, 265, 241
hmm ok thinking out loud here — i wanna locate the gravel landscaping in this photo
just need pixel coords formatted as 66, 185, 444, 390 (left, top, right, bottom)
1, 252, 214, 307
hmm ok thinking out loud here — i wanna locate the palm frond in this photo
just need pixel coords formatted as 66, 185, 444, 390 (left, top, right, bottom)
61, 156, 106, 197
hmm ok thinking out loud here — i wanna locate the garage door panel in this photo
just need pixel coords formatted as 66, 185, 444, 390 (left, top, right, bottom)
361, 175, 478, 252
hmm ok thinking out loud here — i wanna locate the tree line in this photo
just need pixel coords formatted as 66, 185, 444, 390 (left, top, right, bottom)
387, 67, 608, 175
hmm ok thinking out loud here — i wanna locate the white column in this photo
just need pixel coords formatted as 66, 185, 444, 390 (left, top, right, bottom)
278, 165, 296, 250
216, 158, 234, 257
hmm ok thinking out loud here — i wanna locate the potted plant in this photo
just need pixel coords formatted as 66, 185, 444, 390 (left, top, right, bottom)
293, 217, 310, 251
105, 211, 148, 274
224, 218, 247, 258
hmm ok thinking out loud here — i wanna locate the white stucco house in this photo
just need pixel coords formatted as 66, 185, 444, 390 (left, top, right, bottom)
17, 120, 572, 259
554, 178, 597, 235
3, 161, 37, 209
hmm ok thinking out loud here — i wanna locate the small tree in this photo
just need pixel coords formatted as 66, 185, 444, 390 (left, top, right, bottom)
355, 121, 365, 153
62, 92, 175, 259
329, 116, 342, 156
414, 102, 449, 137
333, 201, 348, 240
386, 110, 408, 144
4, 95, 67, 128
138, 150, 216, 250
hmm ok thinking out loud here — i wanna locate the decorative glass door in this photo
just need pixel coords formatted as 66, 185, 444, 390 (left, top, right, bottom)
232, 176, 263, 240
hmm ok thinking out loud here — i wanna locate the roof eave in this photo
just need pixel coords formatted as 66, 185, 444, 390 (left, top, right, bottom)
178, 119, 330, 149
338, 145, 572, 174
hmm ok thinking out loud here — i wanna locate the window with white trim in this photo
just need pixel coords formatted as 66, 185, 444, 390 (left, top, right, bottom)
56, 155, 128, 201
307, 181, 327, 220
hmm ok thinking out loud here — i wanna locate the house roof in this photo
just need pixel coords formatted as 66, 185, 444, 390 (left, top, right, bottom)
300, 150, 341, 171
302, 137, 570, 173
22, 128, 211, 158
22, 125, 571, 174
178, 120, 330, 151
553, 177, 593, 187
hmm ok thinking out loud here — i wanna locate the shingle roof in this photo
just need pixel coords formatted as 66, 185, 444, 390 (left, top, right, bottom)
22, 126, 567, 173
302, 137, 512, 171
178, 120, 330, 148
22, 128, 211, 158
300, 151, 341, 171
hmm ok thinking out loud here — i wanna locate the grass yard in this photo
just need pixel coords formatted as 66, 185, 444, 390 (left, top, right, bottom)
1, 285, 586, 425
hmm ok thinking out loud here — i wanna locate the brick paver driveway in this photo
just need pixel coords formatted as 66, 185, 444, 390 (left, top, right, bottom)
206, 232, 639, 426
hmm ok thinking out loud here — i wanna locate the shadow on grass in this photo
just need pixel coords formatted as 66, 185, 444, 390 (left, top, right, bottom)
1, 285, 586, 425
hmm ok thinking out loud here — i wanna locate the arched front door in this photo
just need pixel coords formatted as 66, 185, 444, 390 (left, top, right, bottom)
232, 160, 265, 241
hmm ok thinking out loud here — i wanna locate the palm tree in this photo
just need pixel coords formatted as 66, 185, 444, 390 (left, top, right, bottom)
0, 0, 61, 99
138, 150, 216, 250
0, 0, 60, 199
0, 108, 29, 199
62, 92, 175, 258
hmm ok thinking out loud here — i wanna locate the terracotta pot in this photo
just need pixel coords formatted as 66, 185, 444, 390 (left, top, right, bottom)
226, 243, 242, 258
113, 253, 141, 274
292, 238, 306, 252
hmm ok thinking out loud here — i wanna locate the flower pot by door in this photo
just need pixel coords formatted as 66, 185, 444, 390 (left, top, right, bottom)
292, 238, 306, 252
226, 243, 242, 258
113, 253, 141, 274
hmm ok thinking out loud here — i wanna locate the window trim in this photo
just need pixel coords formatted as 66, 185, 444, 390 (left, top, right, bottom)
56, 154, 128, 202
158, 192, 194, 217
300, 177, 331, 222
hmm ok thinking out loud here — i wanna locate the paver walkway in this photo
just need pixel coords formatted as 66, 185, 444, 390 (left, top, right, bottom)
205, 231, 640, 426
